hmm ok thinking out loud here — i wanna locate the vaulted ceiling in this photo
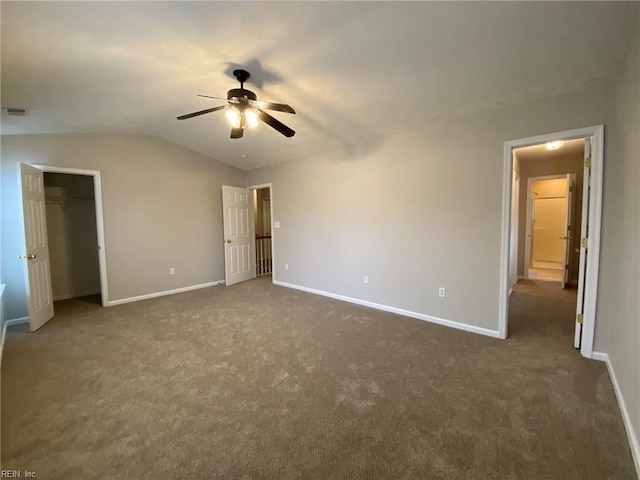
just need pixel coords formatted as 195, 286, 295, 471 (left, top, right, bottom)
1, 2, 637, 170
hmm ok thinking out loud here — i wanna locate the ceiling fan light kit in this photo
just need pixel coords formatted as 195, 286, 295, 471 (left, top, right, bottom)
177, 69, 296, 139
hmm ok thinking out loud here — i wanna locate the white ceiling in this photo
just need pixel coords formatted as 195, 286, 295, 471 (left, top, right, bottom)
1, 2, 637, 170
516, 138, 585, 162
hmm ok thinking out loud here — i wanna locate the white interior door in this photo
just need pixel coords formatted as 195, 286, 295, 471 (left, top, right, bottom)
19, 163, 54, 331
561, 174, 575, 289
222, 186, 256, 286
532, 197, 566, 266
574, 139, 592, 348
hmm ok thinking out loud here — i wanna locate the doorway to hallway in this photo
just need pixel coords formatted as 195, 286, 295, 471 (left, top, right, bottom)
500, 125, 604, 358
508, 280, 577, 341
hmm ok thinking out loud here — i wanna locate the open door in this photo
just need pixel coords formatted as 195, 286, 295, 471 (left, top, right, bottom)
574, 139, 591, 348
222, 186, 256, 286
561, 173, 576, 289
19, 163, 54, 331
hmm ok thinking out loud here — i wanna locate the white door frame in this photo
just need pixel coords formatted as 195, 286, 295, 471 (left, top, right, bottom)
499, 125, 604, 358
247, 183, 275, 283
523, 173, 568, 279
35, 165, 110, 307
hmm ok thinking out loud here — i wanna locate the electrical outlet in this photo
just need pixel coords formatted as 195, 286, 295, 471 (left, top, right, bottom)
439, 287, 446, 298
285, 263, 289, 270
170, 267, 176, 276
364, 276, 369, 284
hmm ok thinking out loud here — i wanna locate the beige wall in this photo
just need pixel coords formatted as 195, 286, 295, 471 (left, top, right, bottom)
247, 84, 615, 335
517, 154, 584, 279
1, 134, 245, 319
597, 17, 639, 461
44, 173, 101, 300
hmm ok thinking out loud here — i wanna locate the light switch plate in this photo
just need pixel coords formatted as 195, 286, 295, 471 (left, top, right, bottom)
274, 221, 281, 228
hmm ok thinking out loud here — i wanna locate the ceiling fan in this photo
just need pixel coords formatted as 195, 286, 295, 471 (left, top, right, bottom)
177, 69, 296, 139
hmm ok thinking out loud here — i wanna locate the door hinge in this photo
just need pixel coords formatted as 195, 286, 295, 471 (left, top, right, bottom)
577, 314, 584, 324
581, 237, 588, 248
585, 157, 592, 168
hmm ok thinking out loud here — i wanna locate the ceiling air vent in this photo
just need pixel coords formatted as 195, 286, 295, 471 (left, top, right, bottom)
6, 108, 27, 116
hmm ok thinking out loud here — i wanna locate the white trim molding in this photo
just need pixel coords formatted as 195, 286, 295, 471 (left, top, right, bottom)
5, 317, 29, 327
106, 281, 224, 307
499, 125, 604, 358
592, 352, 640, 476
246, 183, 273, 190
590, 351, 608, 362
274, 280, 501, 339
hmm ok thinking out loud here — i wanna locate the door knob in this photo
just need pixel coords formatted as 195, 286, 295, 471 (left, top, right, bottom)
226, 239, 231, 244
20, 253, 37, 260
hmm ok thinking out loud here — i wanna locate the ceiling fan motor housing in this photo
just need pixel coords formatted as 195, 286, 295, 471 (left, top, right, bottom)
227, 88, 257, 103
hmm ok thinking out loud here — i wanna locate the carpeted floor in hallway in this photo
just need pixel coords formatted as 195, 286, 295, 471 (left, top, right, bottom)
1, 277, 636, 479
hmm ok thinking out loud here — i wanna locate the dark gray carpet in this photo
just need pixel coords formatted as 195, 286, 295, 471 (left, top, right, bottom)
1, 277, 636, 479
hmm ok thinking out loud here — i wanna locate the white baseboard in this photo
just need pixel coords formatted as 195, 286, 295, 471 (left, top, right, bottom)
106, 281, 224, 307
591, 351, 608, 362
592, 351, 640, 477
53, 290, 101, 302
5, 317, 29, 327
273, 281, 501, 339
0, 284, 5, 364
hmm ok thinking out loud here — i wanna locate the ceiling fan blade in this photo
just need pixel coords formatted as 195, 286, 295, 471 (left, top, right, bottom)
230, 127, 244, 139
177, 105, 225, 120
197, 94, 228, 101
253, 101, 295, 114
257, 109, 296, 138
